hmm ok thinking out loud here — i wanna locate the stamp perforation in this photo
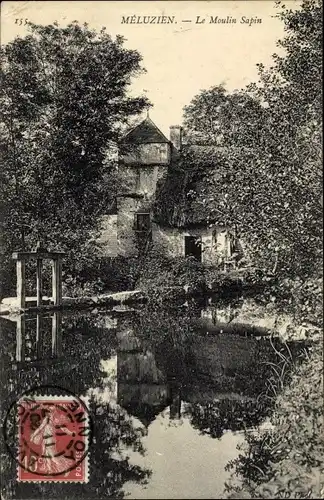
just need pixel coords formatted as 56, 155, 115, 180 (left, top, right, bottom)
14, 393, 91, 483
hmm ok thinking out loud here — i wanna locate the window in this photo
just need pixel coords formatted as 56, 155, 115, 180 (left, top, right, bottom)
134, 213, 151, 231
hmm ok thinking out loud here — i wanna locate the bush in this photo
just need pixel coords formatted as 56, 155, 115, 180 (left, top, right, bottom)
135, 247, 272, 304
137, 248, 207, 303
62, 255, 142, 297
225, 342, 323, 499
262, 275, 324, 330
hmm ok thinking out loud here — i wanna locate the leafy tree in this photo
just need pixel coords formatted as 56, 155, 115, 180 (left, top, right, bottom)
0, 21, 150, 297
183, 84, 265, 147
182, 0, 322, 279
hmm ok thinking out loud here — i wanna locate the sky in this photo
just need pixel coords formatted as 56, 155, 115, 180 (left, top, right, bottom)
1, 1, 300, 137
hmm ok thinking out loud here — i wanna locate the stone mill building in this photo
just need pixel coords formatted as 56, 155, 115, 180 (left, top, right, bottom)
99, 115, 241, 268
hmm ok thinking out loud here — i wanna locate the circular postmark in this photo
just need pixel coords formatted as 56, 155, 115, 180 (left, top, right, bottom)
3, 385, 93, 479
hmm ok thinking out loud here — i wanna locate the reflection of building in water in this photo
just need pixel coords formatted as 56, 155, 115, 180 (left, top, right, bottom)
169, 384, 182, 420
116, 323, 181, 427
114, 313, 291, 432
14, 312, 62, 363
94, 356, 118, 405
114, 317, 266, 427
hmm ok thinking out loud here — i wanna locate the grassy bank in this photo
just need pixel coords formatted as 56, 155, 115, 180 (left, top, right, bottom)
225, 339, 323, 499
50, 247, 275, 301
134, 249, 272, 303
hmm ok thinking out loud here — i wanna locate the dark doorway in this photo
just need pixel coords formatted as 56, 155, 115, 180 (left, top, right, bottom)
134, 213, 151, 231
184, 236, 202, 262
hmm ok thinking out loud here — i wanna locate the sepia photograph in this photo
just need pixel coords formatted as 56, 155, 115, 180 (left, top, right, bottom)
0, 1, 322, 499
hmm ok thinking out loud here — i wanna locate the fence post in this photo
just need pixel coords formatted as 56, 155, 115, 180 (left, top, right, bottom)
36, 258, 43, 306
16, 259, 26, 309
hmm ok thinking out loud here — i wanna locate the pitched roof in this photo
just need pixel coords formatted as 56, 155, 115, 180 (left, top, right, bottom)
122, 401, 169, 428
153, 144, 253, 228
153, 146, 228, 228
123, 117, 170, 144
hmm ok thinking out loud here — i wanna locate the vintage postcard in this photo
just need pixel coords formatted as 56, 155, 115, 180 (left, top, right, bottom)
0, 1, 322, 499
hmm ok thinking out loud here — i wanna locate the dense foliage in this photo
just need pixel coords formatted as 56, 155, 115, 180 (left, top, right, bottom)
0, 21, 149, 298
176, 0, 322, 279
225, 343, 323, 499
154, 4, 323, 496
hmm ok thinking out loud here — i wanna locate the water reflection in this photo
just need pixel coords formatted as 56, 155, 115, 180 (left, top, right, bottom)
15, 312, 62, 362
0, 297, 308, 499
0, 311, 151, 500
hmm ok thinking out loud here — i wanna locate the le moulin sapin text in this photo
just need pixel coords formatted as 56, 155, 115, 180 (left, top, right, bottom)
121, 15, 262, 26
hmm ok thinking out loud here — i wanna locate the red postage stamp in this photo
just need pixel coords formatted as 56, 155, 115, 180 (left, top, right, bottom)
17, 395, 90, 482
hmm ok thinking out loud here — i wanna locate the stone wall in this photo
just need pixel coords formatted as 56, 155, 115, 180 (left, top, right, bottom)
120, 143, 171, 166
99, 165, 168, 257
152, 224, 232, 265
98, 215, 235, 262
97, 215, 118, 257
118, 164, 168, 197
115, 164, 168, 256
99, 139, 173, 258
99, 138, 241, 263
116, 197, 148, 256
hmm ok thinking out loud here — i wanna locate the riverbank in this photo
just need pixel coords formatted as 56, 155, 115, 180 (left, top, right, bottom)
0, 290, 145, 316
0, 261, 272, 317
135, 253, 275, 303
258, 341, 323, 499
223, 273, 323, 498
1, 277, 320, 347
1, 264, 322, 498
225, 340, 323, 499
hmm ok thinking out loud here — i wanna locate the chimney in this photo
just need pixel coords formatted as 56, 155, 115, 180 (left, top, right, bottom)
169, 394, 181, 420
169, 385, 182, 420
170, 125, 183, 151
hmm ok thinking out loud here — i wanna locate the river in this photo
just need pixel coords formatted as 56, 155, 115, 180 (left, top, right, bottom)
0, 294, 309, 499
